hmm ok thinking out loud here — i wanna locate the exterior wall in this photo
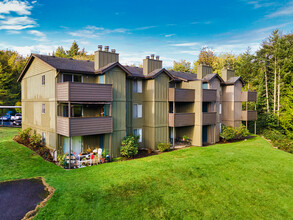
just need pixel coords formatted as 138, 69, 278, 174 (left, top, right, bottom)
105, 66, 127, 157
208, 78, 222, 143
143, 73, 169, 150
180, 80, 203, 146
21, 58, 57, 150
222, 81, 243, 128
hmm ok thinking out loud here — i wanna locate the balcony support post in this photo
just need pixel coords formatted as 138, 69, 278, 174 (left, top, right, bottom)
68, 102, 71, 169
173, 101, 175, 149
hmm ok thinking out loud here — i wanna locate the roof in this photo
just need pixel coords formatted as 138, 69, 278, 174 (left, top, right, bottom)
18, 54, 95, 82
202, 73, 224, 83
168, 70, 198, 81
224, 76, 245, 86
18, 53, 198, 82
95, 62, 132, 76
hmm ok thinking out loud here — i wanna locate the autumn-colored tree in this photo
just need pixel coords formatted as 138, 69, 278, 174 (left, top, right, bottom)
172, 60, 192, 72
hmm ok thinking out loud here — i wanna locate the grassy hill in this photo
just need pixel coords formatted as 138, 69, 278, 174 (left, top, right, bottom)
0, 127, 293, 219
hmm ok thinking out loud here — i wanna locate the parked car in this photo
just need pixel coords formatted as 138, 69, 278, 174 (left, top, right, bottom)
11, 113, 22, 121
0, 114, 11, 121
13, 119, 22, 126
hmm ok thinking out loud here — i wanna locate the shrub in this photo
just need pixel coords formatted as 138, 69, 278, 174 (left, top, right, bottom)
262, 129, 293, 154
29, 133, 43, 149
18, 128, 32, 144
157, 143, 171, 152
120, 135, 139, 158
235, 125, 250, 139
220, 125, 236, 142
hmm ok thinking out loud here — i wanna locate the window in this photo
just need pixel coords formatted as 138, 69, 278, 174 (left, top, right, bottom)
71, 105, 83, 117
133, 128, 142, 142
42, 75, 45, 85
63, 74, 72, 82
202, 82, 208, 89
133, 104, 142, 118
98, 75, 104, 84
219, 123, 222, 133
42, 132, 46, 145
133, 80, 142, 93
62, 74, 82, 82
73, 75, 82, 82
219, 103, 222, 114
42, 104, 45, 114
202, 102, 208, 112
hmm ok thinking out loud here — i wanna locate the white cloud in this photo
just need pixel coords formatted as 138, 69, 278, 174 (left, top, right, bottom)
191, 21, 211, 25
247, 1, 274, 9
0, 1, 36, 31
10, 44, 58, 56
267, 1, 293, 17
0, 0, 33, 15
1, 16, 35, 25
135, 26, 157, 30
28, 30, 45, 37
178, 50, 200, 55
170, 42, 199, 47
165, 34, 176, 37
0, 24, 35, 30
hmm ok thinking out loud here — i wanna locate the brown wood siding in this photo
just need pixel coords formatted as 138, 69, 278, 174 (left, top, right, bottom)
56, 116, 113, 137
203, 89, 217, 102
241, 91, 257, 102
168, 88, 195, 102
169, 113, 195, 127
202, 112, 217, 125
56, 82, 112, 102
241, 110, 257, 121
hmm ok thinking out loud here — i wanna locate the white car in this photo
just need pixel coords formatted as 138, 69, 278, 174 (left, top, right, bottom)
11, 113, 22, 121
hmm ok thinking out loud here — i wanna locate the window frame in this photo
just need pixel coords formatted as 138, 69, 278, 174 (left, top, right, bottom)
42, 104, 45, 114
42, 75, 45, 85
133, 103, 142, 118
42, 132, 46, 145
133, 128, 142, 143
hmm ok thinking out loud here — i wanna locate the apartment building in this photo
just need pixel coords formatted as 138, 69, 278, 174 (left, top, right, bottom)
17, 45, 257, 159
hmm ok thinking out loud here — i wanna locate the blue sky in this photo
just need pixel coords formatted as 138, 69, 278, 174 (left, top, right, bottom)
0, 0, 293, 67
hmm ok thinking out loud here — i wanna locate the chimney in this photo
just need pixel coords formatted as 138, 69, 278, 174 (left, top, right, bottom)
197, 64, 213, 79
222, 68, 235, 81
94, 45, 119, 70
143, 55, 162, 75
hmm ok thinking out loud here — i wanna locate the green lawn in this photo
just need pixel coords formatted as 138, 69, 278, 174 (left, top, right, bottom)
1, 127, 293, 219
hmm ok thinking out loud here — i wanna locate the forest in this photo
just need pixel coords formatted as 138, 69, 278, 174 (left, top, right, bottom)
0, 30, 292, 152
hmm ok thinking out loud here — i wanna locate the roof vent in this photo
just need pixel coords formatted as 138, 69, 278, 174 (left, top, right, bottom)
111, 49, 116, 53
150, 54, 155, 59
146, 56, 150, 59
98, 45, 102, 51
156, 55, 160, 60
105, 46, 109, 52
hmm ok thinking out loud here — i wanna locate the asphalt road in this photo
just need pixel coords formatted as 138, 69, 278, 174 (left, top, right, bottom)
0, 179, 48, 220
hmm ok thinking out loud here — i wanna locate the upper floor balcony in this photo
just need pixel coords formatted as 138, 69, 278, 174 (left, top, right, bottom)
57, 81, 112, 102
202, 89, 217, 102
241, 110, 257, 121
241, 91, 257, 102
57, 116, 113, 137
169, 113, 195, 127
202, 112, 217, 125
168, 88, 195, 102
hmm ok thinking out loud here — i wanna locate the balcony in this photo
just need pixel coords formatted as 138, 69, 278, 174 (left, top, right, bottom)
202, 112, 217, 125
169, 88, 195, 102
57, 82, 112, 102
241, 91, 257, 102
241, 110, 257, 121
203, 89, 217, 102
57, 116, 113, 137
169, 113, 195, 127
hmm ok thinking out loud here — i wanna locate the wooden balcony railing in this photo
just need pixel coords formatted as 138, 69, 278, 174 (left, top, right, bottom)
168, 113, 195, 127
168, 88, 195, 102
57, 116, 113, 137
57, 82, 112, 102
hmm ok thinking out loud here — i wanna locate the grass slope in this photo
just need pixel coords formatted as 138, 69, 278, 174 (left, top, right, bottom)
1, 127, 293, 219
